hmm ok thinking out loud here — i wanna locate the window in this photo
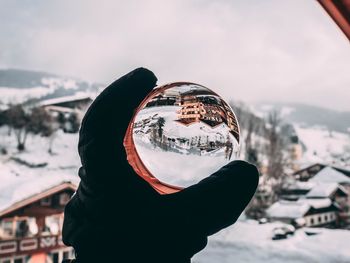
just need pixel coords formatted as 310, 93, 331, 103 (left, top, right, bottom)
15, 219, 29, 238
324, 215, 328, 221
40, 197, 52, 206
2, 219, 14, 236
14, 258, 24, 263
310, 218, 314, 225
318, 216, 322, 223
52, 253, 59, 263
45, 215, 60, 235
0, 259, 11, 263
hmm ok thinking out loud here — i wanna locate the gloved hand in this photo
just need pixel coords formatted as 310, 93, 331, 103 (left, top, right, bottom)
62, 68, 259, 263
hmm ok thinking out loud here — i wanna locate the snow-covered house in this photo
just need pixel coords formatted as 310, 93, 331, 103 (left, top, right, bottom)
266, 199, 340, 227
293, 163, 350, 181
39, 94, 93, 113
0, 176, 77, 263
276, 165, 350, 227
39, 94, 93, 133
309, 167, 350, 223
280, 181, 314, 201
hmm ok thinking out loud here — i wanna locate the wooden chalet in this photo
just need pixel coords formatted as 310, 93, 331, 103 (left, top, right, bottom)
0, 179, 77, 263
39, 94, 93, 113
280, 164, 350, 226
266, 199, 341, 228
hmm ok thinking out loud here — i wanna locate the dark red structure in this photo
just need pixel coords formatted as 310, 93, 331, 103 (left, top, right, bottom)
0, 181, 77, 263
317, 0, 350, 41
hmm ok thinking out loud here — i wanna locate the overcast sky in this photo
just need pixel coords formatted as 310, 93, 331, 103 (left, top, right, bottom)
1, 0, 350, 110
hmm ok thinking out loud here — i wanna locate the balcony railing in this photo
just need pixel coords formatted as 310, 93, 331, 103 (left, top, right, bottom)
0, 234, 65, 257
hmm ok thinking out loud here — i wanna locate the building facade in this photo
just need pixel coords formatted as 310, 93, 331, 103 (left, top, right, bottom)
0, 182, 76, 263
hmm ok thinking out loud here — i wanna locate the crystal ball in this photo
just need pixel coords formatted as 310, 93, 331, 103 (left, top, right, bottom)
125, 82, 240, 194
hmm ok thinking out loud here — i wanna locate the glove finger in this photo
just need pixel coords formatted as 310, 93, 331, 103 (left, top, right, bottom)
77, 68, 158, 189
80, 67, 157, 146
162, 160, 259, 236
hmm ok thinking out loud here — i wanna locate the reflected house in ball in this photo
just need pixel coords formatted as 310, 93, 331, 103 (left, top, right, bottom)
175, 89, 239, 142
128, 82, 241, 192
145, 93, 177, 107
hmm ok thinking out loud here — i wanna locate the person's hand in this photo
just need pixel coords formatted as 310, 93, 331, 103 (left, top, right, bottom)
62, 68, 259, 263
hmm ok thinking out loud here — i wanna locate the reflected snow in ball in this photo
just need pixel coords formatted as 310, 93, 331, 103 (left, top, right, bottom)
132, 83, 240, 188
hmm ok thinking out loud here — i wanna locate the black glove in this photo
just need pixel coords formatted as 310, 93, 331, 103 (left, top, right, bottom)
62, 68, 259, 263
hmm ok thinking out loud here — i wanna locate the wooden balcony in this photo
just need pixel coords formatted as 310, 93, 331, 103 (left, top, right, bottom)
0, 234, 65, 258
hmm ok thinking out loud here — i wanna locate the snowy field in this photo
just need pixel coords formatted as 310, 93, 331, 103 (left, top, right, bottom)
134, 136, 231, 187
194, 220, 350, 263
0, 128, 80, 211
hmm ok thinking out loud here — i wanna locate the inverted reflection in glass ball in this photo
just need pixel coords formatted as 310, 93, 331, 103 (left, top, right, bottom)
128, 82, 240, 193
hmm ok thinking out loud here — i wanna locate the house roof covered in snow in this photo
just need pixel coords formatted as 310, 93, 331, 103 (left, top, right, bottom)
266, 201, 311, 219
39, 93, 93, 107
298, 198, 333, 209
266, 198, 336, 219
284, 180, 315, 191
0, 173, 78, 218
306, 182, 348, 198
310, 167, 350, 184
294, 163, 350, 177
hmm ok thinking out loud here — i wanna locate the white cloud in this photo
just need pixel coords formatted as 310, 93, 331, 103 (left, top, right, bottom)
1, 0, 350, 110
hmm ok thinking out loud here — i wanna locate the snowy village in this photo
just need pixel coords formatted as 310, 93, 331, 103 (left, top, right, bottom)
0, 69, 349, 263
1, 0, 350, 262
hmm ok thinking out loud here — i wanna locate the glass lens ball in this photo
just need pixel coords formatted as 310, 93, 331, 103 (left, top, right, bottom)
127, 82, 240, 193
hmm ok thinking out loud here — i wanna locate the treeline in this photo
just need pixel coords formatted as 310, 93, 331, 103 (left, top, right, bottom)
0, 104, 80, 152
230, 101, 300, 218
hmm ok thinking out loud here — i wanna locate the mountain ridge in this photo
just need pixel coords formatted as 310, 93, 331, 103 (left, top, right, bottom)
254, 102, 350, 133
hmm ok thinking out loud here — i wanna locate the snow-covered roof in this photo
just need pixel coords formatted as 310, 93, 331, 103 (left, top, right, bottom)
310, 167, 350, 184
266, 201, 311, 219
0, 173, 78, 217
284, 180, 315, 191
306, 182, 347, 198
298, 198, 332, 209
267, 197, 334, 219
39, 93, 93, 107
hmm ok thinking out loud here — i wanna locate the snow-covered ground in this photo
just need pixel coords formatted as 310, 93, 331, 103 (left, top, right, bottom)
0, 77, 79, 106
133, 105, 239, 187
0, 128, 80, 211
194, 219, 350, 263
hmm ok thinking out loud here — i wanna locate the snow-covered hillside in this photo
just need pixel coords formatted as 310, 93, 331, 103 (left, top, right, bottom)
251, 102, 350, 168
295, 125, 350, 168
0, 69, 102, 109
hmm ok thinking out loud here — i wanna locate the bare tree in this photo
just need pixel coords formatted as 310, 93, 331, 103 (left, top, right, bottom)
265, 110, 287, 201
4, 105, 58, 152
4, 105, 30, 151
29, 107, 59, 153
156, 117, 165, 141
